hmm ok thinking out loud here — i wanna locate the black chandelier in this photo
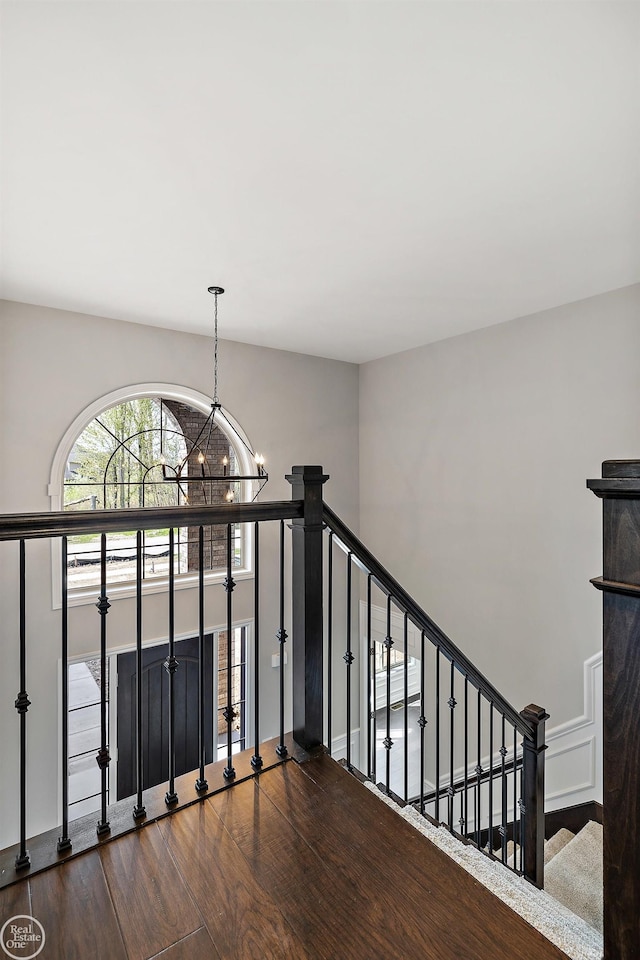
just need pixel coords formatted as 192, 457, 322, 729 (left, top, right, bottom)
160, 286, 268, 503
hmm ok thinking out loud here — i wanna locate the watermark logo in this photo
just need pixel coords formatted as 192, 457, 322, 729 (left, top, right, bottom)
0, 916, 45, 959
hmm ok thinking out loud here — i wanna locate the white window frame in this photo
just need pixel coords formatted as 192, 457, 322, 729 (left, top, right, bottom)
49, 382, 259, 608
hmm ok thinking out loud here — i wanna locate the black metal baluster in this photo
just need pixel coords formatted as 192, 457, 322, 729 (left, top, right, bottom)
461, 675, 468, 839
276, 519, 288, 758
327, 531, 333, 757
223, 523, 236, 781
519, 761, 526, 873
366, 573, 373, 779
403, 613, 408, 802
344, 553, 354, 772
500, 714, 507, 862
513, 725, 518, 871
133, 531, 146, 820
195, 526, 208, 792
15, 540, 30, 868
383, 594, 393, 794
58, 537, 72, 853
96, 533, 111, 835
488, 703, 494, 852
475, 689, 482, 847
448, 659, 456, 832
164, 527, 178, 805
251, 522, 263, 770
435, 646, 440, 822
419, 631, 426, 815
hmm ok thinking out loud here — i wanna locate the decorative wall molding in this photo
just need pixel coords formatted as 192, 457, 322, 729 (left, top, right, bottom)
359, 601, 602, 812
544, 651, 602, 809
331, 729, 361, 766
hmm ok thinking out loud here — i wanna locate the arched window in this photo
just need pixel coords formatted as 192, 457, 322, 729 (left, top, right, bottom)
50, 383, 261, 596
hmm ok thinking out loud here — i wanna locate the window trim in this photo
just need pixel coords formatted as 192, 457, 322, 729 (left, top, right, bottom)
49, 382, 259, 608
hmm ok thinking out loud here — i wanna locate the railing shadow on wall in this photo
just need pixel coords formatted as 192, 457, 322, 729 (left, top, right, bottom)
0, 466, 547, 892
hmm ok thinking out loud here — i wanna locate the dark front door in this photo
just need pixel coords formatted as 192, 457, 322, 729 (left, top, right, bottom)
116, 635, 214, 801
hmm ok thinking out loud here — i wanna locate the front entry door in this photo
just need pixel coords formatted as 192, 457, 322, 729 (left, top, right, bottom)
116, 635, 214, 801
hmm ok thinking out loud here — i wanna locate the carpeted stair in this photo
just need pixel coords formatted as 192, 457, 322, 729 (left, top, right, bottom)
366, 781, 604, 960
495, 822, 603, 934
545, 822, 603, 935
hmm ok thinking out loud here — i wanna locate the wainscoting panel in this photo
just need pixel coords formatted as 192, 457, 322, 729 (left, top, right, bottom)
544, 652, 602, 810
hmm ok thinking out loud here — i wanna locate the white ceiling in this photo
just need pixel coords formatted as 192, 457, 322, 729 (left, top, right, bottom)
1, 1, 639, 363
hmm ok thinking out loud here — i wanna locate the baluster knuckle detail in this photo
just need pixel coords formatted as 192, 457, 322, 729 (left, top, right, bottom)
96, 748, 111, 770
343, 651, 355, 665
14, 691, 31, 714
95, 596, 111, 615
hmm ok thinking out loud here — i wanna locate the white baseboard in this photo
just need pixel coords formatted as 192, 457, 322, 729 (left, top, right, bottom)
330, 728, 361, 767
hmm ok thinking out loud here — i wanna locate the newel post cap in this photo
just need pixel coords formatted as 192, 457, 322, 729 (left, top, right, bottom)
286, 465, 330, 484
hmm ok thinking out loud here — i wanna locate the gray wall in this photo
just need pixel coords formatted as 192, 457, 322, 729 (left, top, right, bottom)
359, 284, 640, 728
0, 300, 358, 519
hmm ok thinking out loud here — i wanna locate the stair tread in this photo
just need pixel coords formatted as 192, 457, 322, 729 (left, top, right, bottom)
492, 828, 576, 870
545, 827, 575, 865
544, 821, 603, 934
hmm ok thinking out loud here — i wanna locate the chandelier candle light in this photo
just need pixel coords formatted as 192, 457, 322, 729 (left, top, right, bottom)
159, 285, 268, 503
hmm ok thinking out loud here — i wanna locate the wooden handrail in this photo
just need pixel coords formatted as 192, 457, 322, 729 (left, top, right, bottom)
0, 500, 304, 541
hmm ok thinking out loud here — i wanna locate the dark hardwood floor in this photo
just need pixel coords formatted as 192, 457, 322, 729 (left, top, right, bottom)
0, 752, 569, 959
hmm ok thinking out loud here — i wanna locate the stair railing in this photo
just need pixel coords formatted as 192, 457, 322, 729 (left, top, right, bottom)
316, 498, 548, 887
0, 465, 547, 891
0, 496, 303, 885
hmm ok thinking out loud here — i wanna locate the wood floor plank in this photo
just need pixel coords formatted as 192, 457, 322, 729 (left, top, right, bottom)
210, 774, 415, 960
147, 926, 218, 959
0, 877, 30, 931
287, 755, 570, 960
100, 822, 203, 960
157, 796, 310, 959
29, 851, 127, 960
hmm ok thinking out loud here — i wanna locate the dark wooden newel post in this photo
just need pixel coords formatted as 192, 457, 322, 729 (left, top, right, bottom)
588, 460, 640, 960
520, 703, 548, 889
287, 465, 329, 751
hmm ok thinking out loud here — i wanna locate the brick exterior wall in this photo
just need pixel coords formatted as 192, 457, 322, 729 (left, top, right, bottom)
163, 400, 235, 572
